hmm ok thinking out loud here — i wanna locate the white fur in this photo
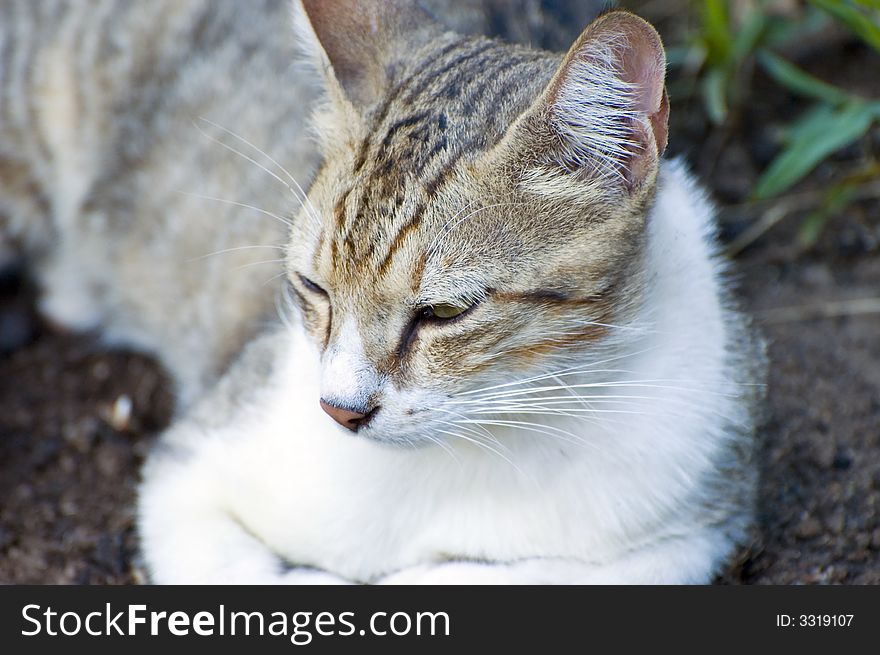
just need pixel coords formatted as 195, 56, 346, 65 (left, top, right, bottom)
552, 38, 640, 181
30, 37, 105, 331
320, 319, 381, 409
138, 161, 751, 584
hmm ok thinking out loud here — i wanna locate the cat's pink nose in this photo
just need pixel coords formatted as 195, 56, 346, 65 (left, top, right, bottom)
320, 399, 376, 432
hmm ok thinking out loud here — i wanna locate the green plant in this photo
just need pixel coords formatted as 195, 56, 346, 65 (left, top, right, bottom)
673, 0, 880, 247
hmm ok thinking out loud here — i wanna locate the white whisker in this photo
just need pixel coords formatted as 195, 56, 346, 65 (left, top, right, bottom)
232, 258, 286, 272
193, 123, 297, 197
430, 202, 523, 255
190, 244, 286, 263
433, 428, 524, 476
177, 191, 293, 229
453, 418, 603, 452
461, 380, 731, 403
191, 123, 321, 234
261, 270, 290, 287
422, 432, 462, 466
455, 347, 660, 397
197, 117, 322, 229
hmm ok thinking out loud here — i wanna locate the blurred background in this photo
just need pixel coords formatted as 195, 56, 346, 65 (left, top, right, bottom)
0, 0, 878, 583
630, 0, 880, 583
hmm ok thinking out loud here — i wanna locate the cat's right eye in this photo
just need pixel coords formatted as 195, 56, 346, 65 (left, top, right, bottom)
297, 273, 327, 296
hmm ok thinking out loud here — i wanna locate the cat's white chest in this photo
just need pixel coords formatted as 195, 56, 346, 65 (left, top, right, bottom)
200, 334, 617, 581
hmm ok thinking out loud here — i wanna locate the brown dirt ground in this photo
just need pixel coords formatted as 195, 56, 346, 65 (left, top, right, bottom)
1, 10, 878, 585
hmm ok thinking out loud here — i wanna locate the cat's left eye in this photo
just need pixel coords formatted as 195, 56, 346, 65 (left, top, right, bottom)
423, 303, 468, 320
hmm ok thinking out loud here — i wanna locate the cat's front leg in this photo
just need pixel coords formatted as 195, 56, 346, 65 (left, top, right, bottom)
378, 533, 727, 585
138, 450, 351, 585
377, 561, 592, 585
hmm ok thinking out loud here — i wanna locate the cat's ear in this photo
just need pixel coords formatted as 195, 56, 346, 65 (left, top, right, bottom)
295, 0, 438, 110
504, 11, 668, 196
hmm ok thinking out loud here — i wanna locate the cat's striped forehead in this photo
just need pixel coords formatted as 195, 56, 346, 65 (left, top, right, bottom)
322, 35, 554, 286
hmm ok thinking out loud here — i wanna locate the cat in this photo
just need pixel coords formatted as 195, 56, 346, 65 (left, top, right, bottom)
2, 0, 765, 584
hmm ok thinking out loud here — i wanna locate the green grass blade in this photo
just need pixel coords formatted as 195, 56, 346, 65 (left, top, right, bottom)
754, 101, 876, 199
758, 51, 853, 104
809, 0, 880, 52
702, 0, 733, 64
731, 10, 767, 64
799, 184, 858, 247
702, 68, 729, 124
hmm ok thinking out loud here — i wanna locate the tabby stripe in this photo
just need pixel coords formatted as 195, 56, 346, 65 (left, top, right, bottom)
0, 5, 14, 123
441, 331, 516, 379
348, 111, 436, 233
7, 2, 31, 129
329, 183, 349, 265
480, 54, 546, 116
287, 284, 310, 313
426, 47, 513, 106
456, 54, 539, 125
341, 81, 415, 238
507, 323, 610, 360
321, 64, 522, 268
374, 154, 461, 277
68, 5, 92, 164
330, 228, 340, 270
424, 131, 449, 161
493, 287, 616, 307
396, 38, 471, 105
351, 76, 411, 175
118, 5, 184, 137
410, 252, 427, 294
380, 111, 432, 149
342, 42, 487, 240
0, 3, 11, 94
460, 320, 610, 379
324, 291, 334, 350
76, 0, 120, 170
493, 290, 572, 304
23, 4, 52, 166
366, 110, 487, 267
375, 201, 427, 279
403, 40, 495, 104
356, 113, 455, 247
187, 5, 217, 57
288, 283, 333, 350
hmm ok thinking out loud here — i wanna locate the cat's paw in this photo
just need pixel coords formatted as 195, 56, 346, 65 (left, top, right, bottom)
377, 563, 509, 585
277, 568, 355, 585
375, 566, 433, 585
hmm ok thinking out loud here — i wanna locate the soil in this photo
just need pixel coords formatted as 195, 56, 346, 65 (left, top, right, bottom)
1, 7, 878, 585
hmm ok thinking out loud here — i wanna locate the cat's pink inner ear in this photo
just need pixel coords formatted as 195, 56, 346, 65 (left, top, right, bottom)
612, 13, 668, 156
299, 0, 431, 109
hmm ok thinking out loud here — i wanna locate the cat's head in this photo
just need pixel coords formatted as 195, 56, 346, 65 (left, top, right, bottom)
286, 0, 668, 446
